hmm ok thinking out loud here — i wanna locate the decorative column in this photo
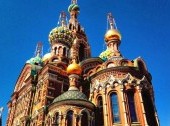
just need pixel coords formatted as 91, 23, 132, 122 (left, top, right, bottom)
78, 114, 82, 126
102, 88, 108, 126
136, 85, 148, 126
63, 115, 67, 126
58, 115, 62, 126
74, 114, 78, 126
120, 85, 129, 126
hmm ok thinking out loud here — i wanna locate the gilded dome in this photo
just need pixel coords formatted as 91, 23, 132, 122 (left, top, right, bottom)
67, 62, 82, 75
42, 53, 52, 62
49, 26, 73, 46
105, 29, 121, 42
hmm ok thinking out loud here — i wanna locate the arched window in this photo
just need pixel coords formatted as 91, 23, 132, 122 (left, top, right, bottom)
97, 96, 104, 126
63, 47, 66, 57
66, 111, 73, 126
127, 91, 137, 122
81, 111, 88, 126
54, 112, 59, 126
111, 93, 120, 123
142, 91, 157, 126
54, 47, 57, 55
79, 44, 85, 61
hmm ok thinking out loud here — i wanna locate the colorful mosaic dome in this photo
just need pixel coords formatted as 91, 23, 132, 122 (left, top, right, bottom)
26, 55, 43, 66
53, 90, 87, 103
49, 26, 73, 46
99, 49, 113, 61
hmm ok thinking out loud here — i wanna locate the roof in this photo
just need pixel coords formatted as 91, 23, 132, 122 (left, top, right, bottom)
53, 90, 87, 103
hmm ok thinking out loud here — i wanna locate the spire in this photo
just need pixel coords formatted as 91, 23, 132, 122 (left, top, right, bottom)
0, 107, 3, 126
107, 13, 117, 30
34, 42, 43, 57
58, 11, 67, 27
71, 0, 77, 4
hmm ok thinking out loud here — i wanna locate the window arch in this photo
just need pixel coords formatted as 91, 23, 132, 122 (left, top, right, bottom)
97, 96, 104, 126
54, 112, 59, 126
127, 91, 137, 122
81, 111, 88, 126
66, 111, 73, 126
110, 93, 120, 123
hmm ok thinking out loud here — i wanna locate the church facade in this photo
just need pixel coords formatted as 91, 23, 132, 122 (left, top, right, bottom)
6, 1, 159, 126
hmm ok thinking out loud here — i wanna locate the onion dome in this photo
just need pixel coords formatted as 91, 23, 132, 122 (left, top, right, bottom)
26, 55, 43, 66
42, 53, 52, 62
67, 62, 82, 75
53, 90, 87, 103
49, 26, 73, 46
105, 13, 122, 42
105, 29, 121, 42
68, 3, 80, 13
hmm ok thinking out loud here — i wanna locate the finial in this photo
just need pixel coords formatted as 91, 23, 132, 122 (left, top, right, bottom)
107, 13, 117, 30
71, 0, 77, 4
0, 107, 3, 117
35, 42, 43, 57
58, 11, 67, 27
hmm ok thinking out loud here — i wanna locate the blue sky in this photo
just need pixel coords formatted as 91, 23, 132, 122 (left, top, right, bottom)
0, 0, 170, 125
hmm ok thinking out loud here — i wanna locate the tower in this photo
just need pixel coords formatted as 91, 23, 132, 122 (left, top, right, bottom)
88, 13, 159, 126
6, 1, 159, 126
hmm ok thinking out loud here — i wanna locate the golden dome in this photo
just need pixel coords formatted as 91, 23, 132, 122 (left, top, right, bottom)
42, 53, 52, 62
67, 62, 82, 75
105, 29, 121, 42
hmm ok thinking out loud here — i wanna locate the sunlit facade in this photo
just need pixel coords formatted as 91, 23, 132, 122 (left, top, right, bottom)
6, 1, 159, 126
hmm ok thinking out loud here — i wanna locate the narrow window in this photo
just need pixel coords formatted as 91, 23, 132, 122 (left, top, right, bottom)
97, 96, 104, 126
55, 112, 59, 126
63, 47, 66, 57
79, 44, 85, 61
66, 111, 73, 126
81, 111, 88, 126
111, 93, 120, 123
54, 47, 57, 55
127, 91, 137, 122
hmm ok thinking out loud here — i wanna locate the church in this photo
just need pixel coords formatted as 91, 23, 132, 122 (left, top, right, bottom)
6, 0, 159, 126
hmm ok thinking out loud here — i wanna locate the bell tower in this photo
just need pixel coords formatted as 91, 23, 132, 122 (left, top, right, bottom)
68, 0, 91, 62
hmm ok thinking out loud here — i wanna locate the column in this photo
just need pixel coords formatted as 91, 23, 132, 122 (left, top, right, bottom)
120, 85, 129, 126
137, 86, 148, 126
102, 88, 108, 126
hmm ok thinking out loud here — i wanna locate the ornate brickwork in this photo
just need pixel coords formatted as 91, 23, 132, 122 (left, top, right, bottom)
6, 1, 159, 126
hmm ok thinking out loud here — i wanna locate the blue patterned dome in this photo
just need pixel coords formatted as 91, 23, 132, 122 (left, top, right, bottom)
53, 90, 87, 103
26, 55, 43, 66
